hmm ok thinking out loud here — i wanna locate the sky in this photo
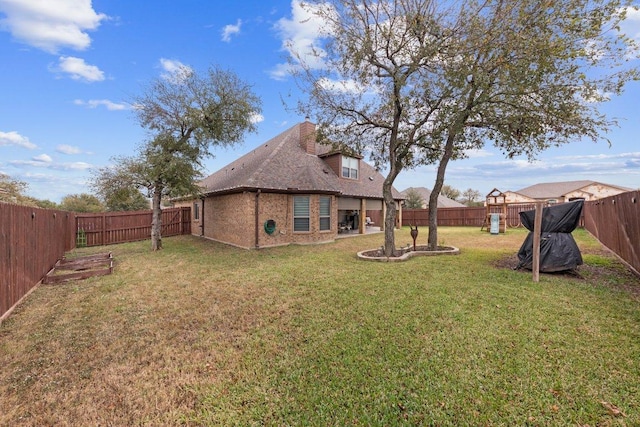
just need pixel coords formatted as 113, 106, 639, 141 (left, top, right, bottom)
1, 0, 639, 204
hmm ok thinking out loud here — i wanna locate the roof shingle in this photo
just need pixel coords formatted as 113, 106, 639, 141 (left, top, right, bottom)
514, 180, 631, 199
199, 121, 402, 200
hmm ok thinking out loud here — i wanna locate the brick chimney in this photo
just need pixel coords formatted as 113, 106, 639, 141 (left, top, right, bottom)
299, 117, 316, 155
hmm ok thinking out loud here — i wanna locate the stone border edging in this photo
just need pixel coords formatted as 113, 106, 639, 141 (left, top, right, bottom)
357, 246, 460, 262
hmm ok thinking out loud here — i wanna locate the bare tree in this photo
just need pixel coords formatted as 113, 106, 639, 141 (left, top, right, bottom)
292, 0, 638, 253
461, 188, 482, 206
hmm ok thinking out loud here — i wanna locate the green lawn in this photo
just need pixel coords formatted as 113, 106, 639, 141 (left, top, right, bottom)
1, 227, 638, 426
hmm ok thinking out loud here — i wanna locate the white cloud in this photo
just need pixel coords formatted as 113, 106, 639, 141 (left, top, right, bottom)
317, 77, 374, 94
463, 148, 494, 159
271, 0, 332, 80
269, 62, 297, 81
0, 130, 37, 149
555, 151, 640, 161
9, 159, 49, 168
9, 159, 93, 170
618, 6, 640, 58
621, 6, 640, 41
33, 153, 52, 163
250, 113, 265, 124
159, 58, 192, 82
66, 161, 92, 170
221, 19, 241, 42
73, 99, 128, 110
0, 0, 107, 53
56, 144, 81, 154
55, 56, 105, 82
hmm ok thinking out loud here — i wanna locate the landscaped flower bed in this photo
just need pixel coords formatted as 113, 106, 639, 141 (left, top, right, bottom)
357, 245, 460, 261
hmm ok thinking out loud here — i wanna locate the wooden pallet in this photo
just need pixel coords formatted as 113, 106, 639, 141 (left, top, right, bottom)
44, 252, 113, 284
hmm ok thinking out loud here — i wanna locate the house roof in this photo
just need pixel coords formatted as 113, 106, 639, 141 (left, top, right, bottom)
401, 187, 466, 208
199, 121, 402, 200
514, 180, 631, 199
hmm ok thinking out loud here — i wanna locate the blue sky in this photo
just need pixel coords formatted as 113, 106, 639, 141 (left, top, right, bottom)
1, 0, 639, 203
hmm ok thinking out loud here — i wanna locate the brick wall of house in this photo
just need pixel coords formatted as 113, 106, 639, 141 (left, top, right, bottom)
283, 193, 338, 246
322, 153, 341, 177
256, 192, 290, 248
204, 192, 254, 248
252, 192, 339, 248
178, 192, 339, 249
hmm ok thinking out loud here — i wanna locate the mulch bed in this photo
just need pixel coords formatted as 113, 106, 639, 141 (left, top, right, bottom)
360, 245, 452, 258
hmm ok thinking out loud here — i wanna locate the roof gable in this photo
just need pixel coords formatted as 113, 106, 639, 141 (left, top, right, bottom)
515, 180, 630, 199
401, 187, 465, 208
199, 121, 402, 200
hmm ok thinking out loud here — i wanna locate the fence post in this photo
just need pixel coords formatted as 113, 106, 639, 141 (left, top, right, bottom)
532, 201, 543, 282
102, 213, 106, 246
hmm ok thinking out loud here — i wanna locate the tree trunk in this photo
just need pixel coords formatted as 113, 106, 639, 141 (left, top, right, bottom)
427, 137, 455, 250
151, 185, 163, 251
382, 176, 397, 256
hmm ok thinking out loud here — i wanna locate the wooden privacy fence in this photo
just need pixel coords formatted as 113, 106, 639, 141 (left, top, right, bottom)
2, 205, 191, 321
75, 207, 191, 247
1, 203, 76, 321
401, 203, 544, 228
583, 191, 640, 276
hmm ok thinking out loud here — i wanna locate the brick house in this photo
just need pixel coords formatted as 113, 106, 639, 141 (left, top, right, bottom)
400, 186, 466, 208
175, 119, 404, 249
502, 180, 631, 204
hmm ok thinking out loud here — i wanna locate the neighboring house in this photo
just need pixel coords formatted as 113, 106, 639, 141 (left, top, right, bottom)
174, 119, 404, 249
502, 180, 631, 204
401, 187, 466, 208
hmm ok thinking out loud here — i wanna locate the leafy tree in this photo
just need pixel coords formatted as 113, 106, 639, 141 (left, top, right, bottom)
461, 188, 482, 206
127, 65, 261, 250
91, 166, 149, 211
403, 188, 425, 209
0, 173, 29, 205
33, 199, 59, 209
106, 188, 149, 212
294, 0, 638, 253
59, 193, 105, 213
440, 184, 461, 202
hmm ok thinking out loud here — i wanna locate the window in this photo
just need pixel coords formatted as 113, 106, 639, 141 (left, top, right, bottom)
293, 196, 310, 232
341, 155, 358, 179
193, 202, 200, 220
319, 196, 331, 231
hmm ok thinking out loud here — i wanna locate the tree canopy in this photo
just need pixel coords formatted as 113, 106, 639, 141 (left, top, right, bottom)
440, 184, 461, 202
90, 166, 149, 212
97, 65, 262, 250
293, 0, 638, 253
0, 173, 57, 208
403, 188, 425, 209
0, 173, 29, 205
59, 193, 105, 213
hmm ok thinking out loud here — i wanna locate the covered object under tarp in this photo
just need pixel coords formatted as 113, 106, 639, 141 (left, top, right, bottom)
517, 200, 584, 272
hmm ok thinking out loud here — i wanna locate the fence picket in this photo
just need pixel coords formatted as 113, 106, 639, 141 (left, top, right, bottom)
1, 205, 191, 321
584, 191, 640, 276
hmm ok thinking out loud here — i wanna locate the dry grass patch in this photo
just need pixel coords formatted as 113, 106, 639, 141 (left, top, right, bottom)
0, 237, 292, 425
1, 228, 639, 426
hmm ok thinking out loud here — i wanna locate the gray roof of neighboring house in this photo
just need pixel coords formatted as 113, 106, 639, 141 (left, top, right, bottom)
198, 121, 402, 200
514, 180, 631, 199
401, 187, 466, 208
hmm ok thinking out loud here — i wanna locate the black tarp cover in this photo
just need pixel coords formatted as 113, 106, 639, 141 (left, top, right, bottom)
516, 200, 584, 272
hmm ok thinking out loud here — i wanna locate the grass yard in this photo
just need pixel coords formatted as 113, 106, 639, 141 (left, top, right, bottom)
1, 227, 639, 426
